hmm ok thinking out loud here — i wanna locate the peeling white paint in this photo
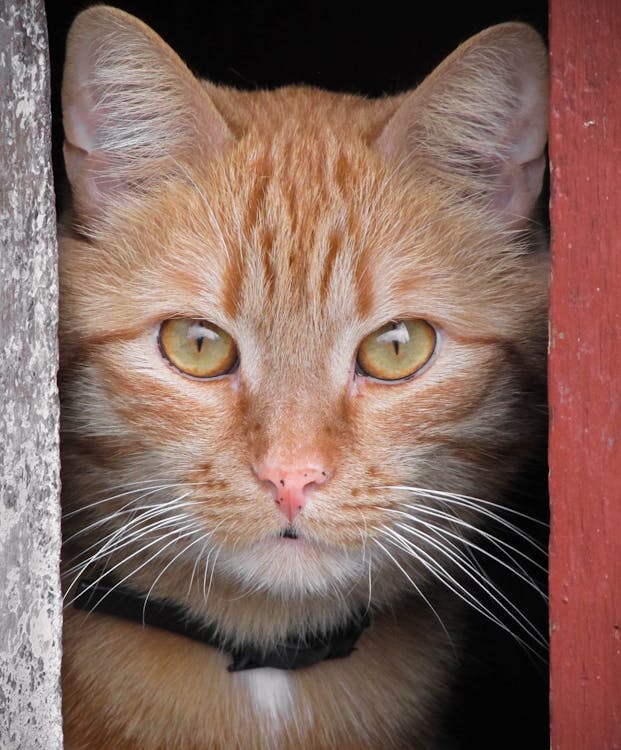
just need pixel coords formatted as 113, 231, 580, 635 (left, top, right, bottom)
0, 2, 63, 749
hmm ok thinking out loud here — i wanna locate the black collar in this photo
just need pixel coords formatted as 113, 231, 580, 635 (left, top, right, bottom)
74, 579, 370, 672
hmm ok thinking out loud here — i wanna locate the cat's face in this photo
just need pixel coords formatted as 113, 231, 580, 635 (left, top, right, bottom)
60, 9, 548, 627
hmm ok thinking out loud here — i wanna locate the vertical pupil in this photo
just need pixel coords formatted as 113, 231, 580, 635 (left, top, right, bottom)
196, 336, 204, 352
391, 322, 400, 356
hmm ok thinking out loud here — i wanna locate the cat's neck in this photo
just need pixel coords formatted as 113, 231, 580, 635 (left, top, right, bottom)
70, 557, 385, 648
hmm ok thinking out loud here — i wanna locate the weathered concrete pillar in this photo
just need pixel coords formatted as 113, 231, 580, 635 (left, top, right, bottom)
0, 0, 63, 747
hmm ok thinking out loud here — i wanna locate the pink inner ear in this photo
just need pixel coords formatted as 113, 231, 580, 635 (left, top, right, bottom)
64, 101, 98, 154
510, 74, 548, 166
62, 27, 104, 157
522, 155, 547, 202
63, 75, 113, 209
63, 141, 124, 211
494, 153, 546, 221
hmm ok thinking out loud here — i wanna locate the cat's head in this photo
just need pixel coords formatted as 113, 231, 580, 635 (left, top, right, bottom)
60, 7, 548, 636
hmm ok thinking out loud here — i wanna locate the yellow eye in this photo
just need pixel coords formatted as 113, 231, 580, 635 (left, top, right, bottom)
356, 320, 436, 381
159, 319, 238, 379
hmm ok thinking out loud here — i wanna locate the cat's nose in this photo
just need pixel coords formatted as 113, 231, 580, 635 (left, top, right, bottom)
254, 462, 329, 522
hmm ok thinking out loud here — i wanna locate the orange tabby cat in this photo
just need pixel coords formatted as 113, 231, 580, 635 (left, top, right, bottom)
59, 7, 548, 749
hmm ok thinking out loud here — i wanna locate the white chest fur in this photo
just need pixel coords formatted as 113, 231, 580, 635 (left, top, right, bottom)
241, 668, 296, 725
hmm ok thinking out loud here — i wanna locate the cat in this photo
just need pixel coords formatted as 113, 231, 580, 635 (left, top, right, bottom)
59, 6, 549, 749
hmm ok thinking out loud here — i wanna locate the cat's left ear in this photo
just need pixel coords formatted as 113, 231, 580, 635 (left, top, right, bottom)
62, 6, 232, 217
375, 24, 548, 225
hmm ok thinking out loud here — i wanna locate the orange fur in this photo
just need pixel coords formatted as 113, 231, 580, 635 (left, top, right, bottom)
60, 8, 548, 749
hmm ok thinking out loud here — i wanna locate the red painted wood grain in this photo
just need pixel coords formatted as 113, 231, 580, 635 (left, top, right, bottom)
549, 1, 621, 748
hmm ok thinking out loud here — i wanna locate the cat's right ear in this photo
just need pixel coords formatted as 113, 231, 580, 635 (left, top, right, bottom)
62, 6, 231, 216
375, 24, 548, 226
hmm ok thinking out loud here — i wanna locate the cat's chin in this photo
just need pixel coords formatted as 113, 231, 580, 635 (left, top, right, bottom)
216, 534, 367, 597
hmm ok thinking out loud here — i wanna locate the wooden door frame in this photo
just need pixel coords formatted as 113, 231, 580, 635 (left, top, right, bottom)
549, 1, 621, 747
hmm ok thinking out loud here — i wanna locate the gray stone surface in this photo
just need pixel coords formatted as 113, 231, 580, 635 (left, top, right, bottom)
0, 0, 63, 747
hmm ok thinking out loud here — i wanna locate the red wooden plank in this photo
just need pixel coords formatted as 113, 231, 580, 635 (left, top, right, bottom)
549, 1, 621, 748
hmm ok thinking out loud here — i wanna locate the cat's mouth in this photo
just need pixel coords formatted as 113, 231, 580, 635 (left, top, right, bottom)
278, 526, 299, 540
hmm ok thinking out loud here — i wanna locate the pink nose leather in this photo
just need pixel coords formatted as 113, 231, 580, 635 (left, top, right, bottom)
255, 463, 328, 522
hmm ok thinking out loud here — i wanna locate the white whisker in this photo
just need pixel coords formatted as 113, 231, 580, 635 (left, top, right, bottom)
403, 502, 547, 572
402, 520, 539, 632
371, 536, 454, 649
203, 543, 223, 607
63, 482, 191, 518
64, 498, 196, 575
64, 497, 201, 545
383, 484, 547, 530
375, 523, 546, 653
64, 518, 198, 607
375, 527, 525, 645
381, 506, 547, 595
75, 525, 202, 615
188, 539, 209, 597
390, 520, 546, 637
143, 532, 206, 620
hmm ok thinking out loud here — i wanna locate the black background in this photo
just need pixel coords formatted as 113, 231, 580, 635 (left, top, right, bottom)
45, 1, 550, 747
